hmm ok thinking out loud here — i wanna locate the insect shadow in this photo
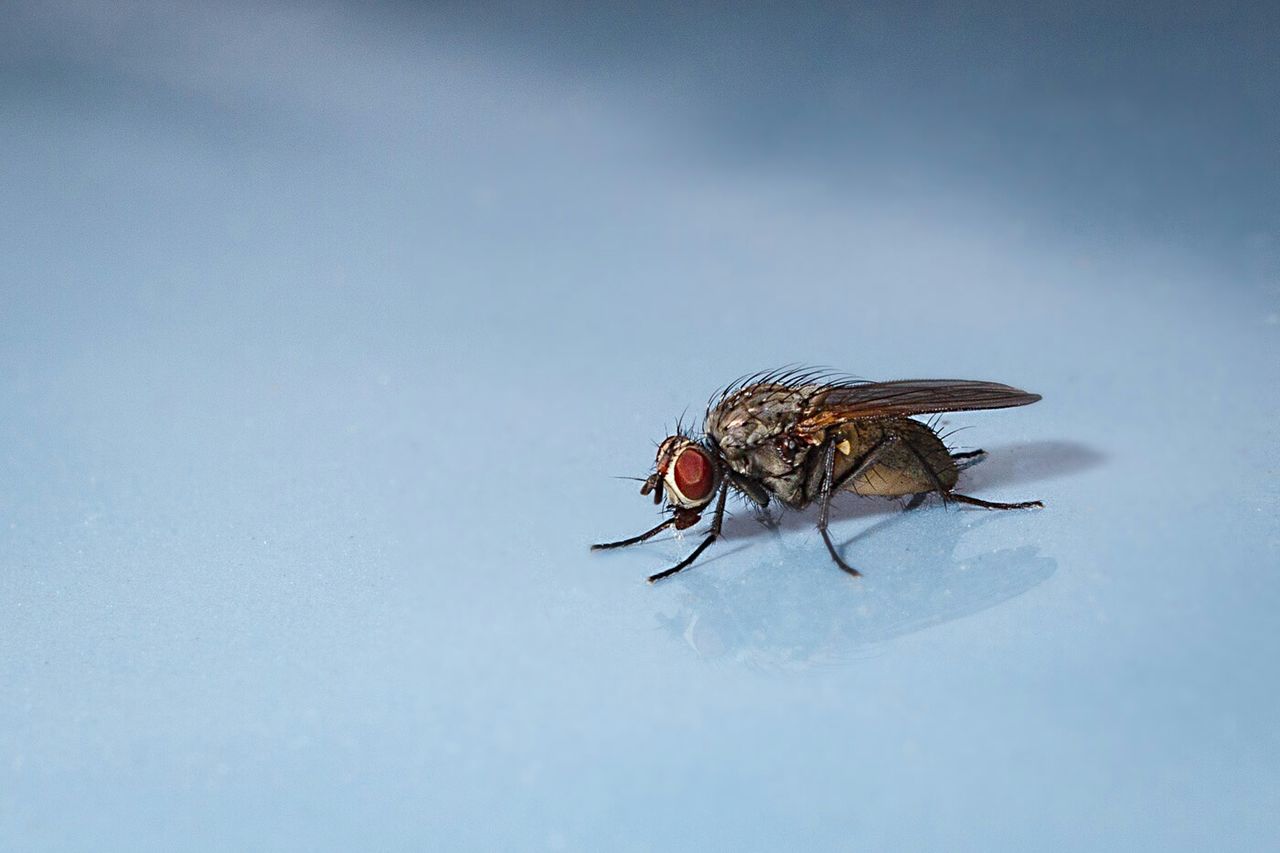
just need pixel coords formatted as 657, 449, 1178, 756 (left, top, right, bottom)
647, 440, 1101, 668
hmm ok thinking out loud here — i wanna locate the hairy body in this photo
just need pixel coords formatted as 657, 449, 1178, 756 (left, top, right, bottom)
594, 368, 1043, 583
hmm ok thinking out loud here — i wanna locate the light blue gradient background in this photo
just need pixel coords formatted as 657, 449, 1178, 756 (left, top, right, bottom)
2, 2, 1277, 850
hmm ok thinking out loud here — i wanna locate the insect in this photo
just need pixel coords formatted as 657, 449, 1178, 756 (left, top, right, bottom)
592, 368, 1044, 583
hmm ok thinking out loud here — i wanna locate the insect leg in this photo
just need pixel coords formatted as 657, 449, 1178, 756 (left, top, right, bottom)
898, 436, 954, 508
951, 449, 987, 473
900, 441, 1043, 511
648, 483, 729, 583
817, 435, 897, 577
948, 493, 1044, 510
591, 517, 677, 550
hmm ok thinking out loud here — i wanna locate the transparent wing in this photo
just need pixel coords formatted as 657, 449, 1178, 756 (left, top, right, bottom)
796, 379, 1040, 436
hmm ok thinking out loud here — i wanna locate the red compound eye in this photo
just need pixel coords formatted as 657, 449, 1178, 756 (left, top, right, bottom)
673, 448, 713, 501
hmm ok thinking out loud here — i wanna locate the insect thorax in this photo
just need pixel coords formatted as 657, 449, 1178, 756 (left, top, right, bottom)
707, 383, 966, 508
706, 384, 819, 507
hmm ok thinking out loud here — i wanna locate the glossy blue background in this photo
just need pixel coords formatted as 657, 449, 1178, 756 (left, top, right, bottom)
2, 2, 1277, 850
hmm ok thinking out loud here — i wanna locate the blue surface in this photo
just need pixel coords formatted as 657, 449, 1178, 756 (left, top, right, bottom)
2, 3, 1278, 850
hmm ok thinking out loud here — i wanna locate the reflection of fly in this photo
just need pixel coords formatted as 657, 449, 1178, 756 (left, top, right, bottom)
592, 368, 1044, 583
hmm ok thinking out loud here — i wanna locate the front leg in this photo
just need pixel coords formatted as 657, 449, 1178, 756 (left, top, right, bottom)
591, 506, 707, 551
648, 483, 729, 583
591, 516, 676, 550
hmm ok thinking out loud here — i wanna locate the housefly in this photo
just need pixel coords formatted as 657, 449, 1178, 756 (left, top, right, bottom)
592, 368, 1043, 583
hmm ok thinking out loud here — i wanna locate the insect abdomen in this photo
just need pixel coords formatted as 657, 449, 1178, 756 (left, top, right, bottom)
829, 419, 958, 498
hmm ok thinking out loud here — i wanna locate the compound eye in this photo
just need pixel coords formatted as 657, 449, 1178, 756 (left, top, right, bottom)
673, 448, 714, 502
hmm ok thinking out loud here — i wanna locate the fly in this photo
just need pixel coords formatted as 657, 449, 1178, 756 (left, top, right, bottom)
591, 367, 1044, 583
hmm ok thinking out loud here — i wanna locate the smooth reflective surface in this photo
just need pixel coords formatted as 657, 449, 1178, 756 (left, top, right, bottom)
653, 507, 1059, 668
2, 3, 1277, 850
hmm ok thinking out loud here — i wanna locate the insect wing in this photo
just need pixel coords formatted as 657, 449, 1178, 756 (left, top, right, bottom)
795, 380, 1040, 438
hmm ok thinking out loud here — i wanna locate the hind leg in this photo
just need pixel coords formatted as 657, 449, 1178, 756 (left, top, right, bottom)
951, 448, 986, 471
905, 449, 980, 510
948, 493, 1043, 510
900, 441, 1043, 511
